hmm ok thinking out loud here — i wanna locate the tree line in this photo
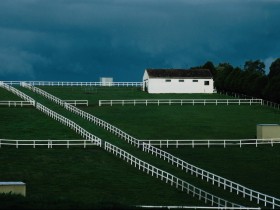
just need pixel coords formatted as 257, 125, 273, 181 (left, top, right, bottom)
192, 58, 280, 103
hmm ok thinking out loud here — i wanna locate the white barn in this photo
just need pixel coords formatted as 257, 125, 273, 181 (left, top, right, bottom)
143, 69, 214, 94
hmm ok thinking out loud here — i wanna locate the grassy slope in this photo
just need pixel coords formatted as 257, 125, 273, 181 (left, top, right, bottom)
164, 146, 280, 198
15, 87, 257, 207
0, 87, 207, 208
0, 148, 200, 208
41, 86, 280, 198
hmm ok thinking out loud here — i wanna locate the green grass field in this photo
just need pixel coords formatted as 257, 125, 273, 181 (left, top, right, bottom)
1, 86, 280, 209
40, 87, 280, 197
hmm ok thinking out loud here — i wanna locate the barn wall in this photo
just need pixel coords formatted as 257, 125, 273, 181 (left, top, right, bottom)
147, 78, 214, 93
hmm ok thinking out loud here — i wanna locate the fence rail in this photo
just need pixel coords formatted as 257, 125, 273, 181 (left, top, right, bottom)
98, 99, 263, 106
20, 83, 280, 209
218, 90, 280, 110
140, 139, 280, 148
0, 100, 35, 107
0, 82, 102, 146
21, 82, 141, 147
105, 142, 241, 208
0, 139, 97, 148
141, 143, 280, 209
62, 100, 88, 106
2, 81, 143, 87
1, 82, 243, 208
137, 206, 260, 210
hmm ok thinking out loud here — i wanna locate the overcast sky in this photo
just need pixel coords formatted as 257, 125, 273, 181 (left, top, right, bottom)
0, 0, 279, 81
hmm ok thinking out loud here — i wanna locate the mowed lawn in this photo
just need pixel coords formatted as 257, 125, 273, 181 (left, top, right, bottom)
0, 87, 205, 208
41, 86, 280, 199
41, 86, 280, 139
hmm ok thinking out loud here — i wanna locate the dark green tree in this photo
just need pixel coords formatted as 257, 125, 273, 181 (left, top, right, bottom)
202, 61, 217, 77
264, 75, 280, 103
244, 60, 265, 75
214, 63, 234, 90
268, 58, 280, 79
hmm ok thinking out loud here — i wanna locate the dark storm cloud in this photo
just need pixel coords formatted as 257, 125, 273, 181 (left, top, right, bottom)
0, 0, 280, 81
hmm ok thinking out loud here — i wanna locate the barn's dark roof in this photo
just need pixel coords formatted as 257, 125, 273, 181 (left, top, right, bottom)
146, 69, 212, 78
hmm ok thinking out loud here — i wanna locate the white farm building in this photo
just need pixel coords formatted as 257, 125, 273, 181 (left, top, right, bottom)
143, 69, 214, 94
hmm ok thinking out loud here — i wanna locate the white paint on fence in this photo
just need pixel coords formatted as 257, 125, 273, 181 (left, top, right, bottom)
137, 206, 260, 210
139, 139, 280, 148
141, 142, 280, 209
62, 100, 88, 106
105, 142, 242, 208
1, 82, 243, 208
0, 82, 101, 146
98, 99, 263, 106
17, 82, 280, 209
0, 139, 97, 148
2, 81, 143, 87
0, 101, 35, 107
219, 90, 280, 111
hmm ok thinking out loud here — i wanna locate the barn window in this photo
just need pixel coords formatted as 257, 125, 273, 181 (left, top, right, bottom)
165, 79, 171, 82
204, 81, 210, 86
179, 80, 184, 82
192, 80, 198, 82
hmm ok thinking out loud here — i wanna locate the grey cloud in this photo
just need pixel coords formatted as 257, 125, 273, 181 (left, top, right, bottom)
0, 48, 49, 78
0, 0, 280, 81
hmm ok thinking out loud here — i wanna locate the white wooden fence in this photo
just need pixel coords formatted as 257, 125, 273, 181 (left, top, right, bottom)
140, 139, 280, 148
36, 103, 101, 145
219, 90, 280, 111
0, 139, 96, 148
0, 82, 35, 102
0, 83, 101, 146
137, 206, 260, 210
0, 101, 35, 107
104, 142, 242, 208
62, 100, 88, 106
21, 82, 141, 147
141, 142, 280, 209
1, 83, 244, 208
2, 81, 143, 87
19, 83, 280, 209
98, 99, 263, 106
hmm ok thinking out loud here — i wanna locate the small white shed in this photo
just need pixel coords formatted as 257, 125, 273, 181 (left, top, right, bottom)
100, 77, 113, 86
257, 124, 280, 139
143, 69, 214, 94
